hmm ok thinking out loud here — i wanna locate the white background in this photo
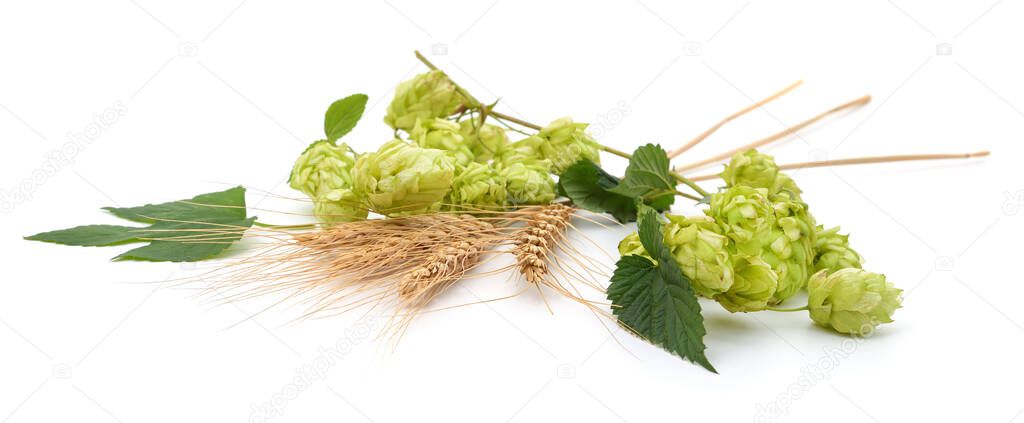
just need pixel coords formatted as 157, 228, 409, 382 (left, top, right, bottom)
2, 1, 1022, 422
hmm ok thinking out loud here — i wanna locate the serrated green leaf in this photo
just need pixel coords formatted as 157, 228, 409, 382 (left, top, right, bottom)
607, 144, 676, 202
607, 205, 715, 372
25, 187, 255, 262
557, 160, 637, 222
324, 94, 368, 141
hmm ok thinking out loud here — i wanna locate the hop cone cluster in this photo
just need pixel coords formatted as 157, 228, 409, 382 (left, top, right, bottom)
617, 149, 899, 328
349, 75, 605, 213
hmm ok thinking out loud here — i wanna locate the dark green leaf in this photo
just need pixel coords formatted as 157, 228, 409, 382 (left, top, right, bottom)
324, 94, 368, 141
25, 187, 255, 262
103, 186, 248, 223
607, 205, 715, 372
607, 144, 676, 201
25, 225, 141, 246
557, 160, 637, 222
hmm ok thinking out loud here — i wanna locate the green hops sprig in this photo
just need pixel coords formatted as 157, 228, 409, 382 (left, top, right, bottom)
384, 70, 464, 131
351, 139, 456, 215
807, 269, 902, 335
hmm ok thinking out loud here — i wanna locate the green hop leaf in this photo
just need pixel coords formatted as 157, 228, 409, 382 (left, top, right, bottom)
25, 187, 255, 262
603, 144, 675, 212
557, 160, 637, 222
324, 94, 368, 142
607, 205, 715, 372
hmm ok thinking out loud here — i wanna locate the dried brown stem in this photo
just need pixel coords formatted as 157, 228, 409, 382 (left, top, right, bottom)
685, 151, 991, 181
674, 95, 872, 173
667, 80, 803, 159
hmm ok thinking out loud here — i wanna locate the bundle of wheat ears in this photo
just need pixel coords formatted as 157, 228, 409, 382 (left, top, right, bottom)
26, 51, 988, 371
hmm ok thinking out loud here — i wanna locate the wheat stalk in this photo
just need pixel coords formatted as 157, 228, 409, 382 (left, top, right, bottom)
512, 204, 574, 285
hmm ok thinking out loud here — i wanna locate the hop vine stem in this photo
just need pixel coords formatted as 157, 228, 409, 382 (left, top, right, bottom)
413, 50, 710, 199
766, 306, 809, 312
684, 151, 992, 181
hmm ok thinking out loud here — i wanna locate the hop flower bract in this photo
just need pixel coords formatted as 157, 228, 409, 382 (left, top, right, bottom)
813, 225, 864, 273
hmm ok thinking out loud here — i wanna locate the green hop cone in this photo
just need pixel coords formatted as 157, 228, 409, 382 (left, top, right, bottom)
813, 225, 864, 273
536, 117, 602, 173
289, 140, 355, 195
384, 70, 464, 131
497, 118, 602, 174
807, 268, 902, 335
721, 149, 801, 196
410, 118, 474, 165
496, 135, 543, 163
496, 158, 556, 205
617, 215, 734, 299
312, 188, 367, 223
617, 232, 645, 258
288, 140, 368, 222
458, 118, 508, 163
663, 215, 735, 297
352, 139, 457, 215
447, 162, 508, 210
761, 191, 816, 303
706, 185, 775, 255
715, 255, 779, 312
